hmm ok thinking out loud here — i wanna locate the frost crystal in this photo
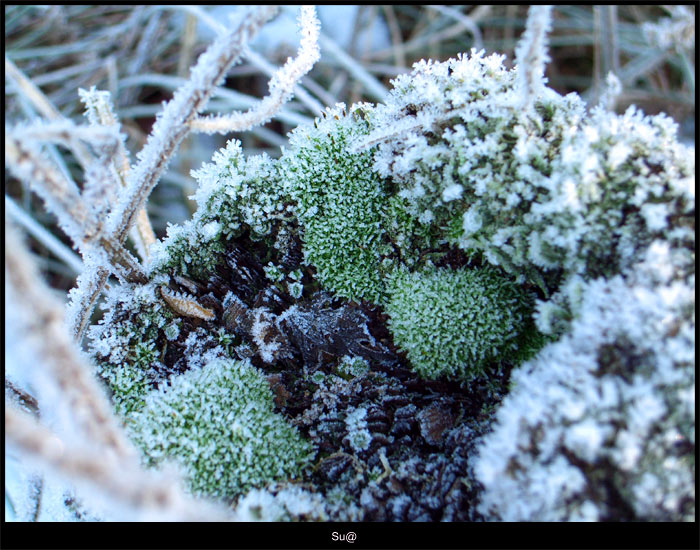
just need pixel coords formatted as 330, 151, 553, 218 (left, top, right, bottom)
129, 357, 312, 499
473, 258, 695, 521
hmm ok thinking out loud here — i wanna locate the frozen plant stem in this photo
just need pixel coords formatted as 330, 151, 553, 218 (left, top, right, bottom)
4, 407, 231, 521
109, 5, 279, 243
70, 5, 280, 342
5, 221, 135, 459
79, 86, 156, 261
5, 56, 94, 175
514, 5, 553, 110
189, 5, 321, 134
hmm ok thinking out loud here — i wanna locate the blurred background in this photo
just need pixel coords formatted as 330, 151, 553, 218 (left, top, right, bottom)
5, 5, 696, 296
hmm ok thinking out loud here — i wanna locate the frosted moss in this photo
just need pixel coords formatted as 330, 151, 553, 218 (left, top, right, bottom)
128, 357, 313, 500
473, 250, 695, 521
385, 266, 540, 380
149, 140, 296, 279
282, 104, 391, 304
89, 278, 173, 416
369, 50, 694, 293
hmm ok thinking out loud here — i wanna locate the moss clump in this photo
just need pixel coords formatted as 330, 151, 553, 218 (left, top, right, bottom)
282, 104, 391, 304
372, 52, 694, 290
89, 279, 174, 416
128, 357, 313, 500
149, 140, 296, 279
385, 266, 538, 380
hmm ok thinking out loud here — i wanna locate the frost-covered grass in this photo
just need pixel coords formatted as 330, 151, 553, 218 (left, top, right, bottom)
5, 5, 695, 523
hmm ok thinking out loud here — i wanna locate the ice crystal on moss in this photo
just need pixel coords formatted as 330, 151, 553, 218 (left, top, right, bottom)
149, 139, 294, 278
367, 50, 694, 296
385, 265, 541, 380
282, 104, 390, 304
128, 357, 313, 500
473, 255, 695, 521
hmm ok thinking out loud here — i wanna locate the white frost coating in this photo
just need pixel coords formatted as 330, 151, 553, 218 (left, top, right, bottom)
250, 309, 281, 363
474, 254, 695, 521
200, 221, 221, 241
441, 183, 464, 202
106, 6, 279, 241
190, 6, 321, 135
345, 407, 371, 453
234, 485, 328, 521
513, 5, 553, 109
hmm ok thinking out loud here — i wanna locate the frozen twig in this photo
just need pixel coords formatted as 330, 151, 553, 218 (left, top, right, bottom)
5, 133, 97, 246
514, 5, 553, 110
5, 129, 148, 285
108, 4, 279, 243
67, 5, 279, 343
5, 56, 94, 170
189, 5, 321, 134
243, 46, 325, 117
5, 379, 40, 417
79, 86, 156, 260
66, 266, 112, 343
5, 407, 232, 521
118, 73, 313, 127
5, 221, 136, 459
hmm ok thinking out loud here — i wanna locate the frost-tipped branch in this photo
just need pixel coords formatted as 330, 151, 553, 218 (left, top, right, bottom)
514, 5, 553, 110
79, 86, 156, 260
5, 56, 62, 120
118, 73, 313, 127
5, 407, 232, 521
67, 266, 111, 343
5, 56, 94, 169
243, 46, 325, 117
5, 132, 147, 285
5, 221, 136, 459
189, 5, 321, 134
108, 5, 279, 244
5, 134, 98, 246
5, 380, 40, 417
68, 6, 279, 342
